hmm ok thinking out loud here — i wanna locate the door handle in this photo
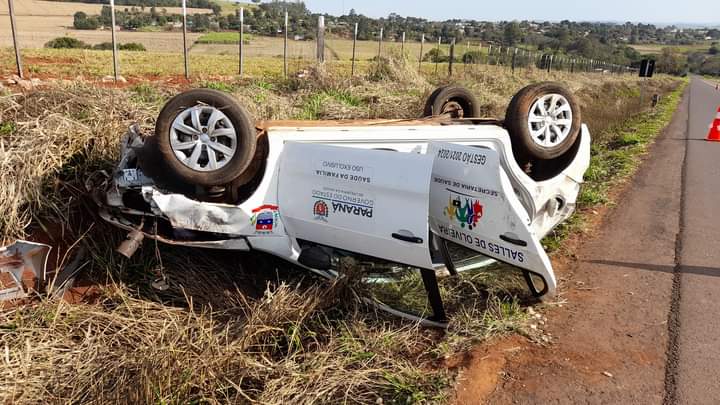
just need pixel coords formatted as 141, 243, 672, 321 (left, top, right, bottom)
392, 233, 424, 244
499, 233, 528, 247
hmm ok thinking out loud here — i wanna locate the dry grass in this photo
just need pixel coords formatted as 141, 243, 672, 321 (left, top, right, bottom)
0, 60, 681, 403
0, 85, 155, 243
0, 0, 210, 16
1, 275, 448, 403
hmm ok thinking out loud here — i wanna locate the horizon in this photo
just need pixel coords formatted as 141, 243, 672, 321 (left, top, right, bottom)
299, 0, 720, 27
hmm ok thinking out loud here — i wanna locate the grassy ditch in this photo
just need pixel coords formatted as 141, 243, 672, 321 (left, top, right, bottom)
0, 63, 682, 403
543, 79, 688, 252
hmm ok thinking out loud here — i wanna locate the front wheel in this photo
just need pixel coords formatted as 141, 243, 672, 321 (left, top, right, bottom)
504, 83, 581, 161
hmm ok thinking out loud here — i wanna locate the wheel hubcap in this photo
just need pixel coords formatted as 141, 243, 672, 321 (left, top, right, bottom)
527, 93, 573, 148
441, 101, 464, 118
170, 105, 237, 171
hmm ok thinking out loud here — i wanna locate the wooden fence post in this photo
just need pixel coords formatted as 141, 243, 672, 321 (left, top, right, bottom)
181, 0, 189, 79
8, 0, 23, 78
238, 8, 243, 75
351, 22, 358, 76
377, 27, 383, 61
109, 0, 119, 81
283, 11, 288, 78
435, 37, 441, 75
448, 38, 455, 76
418, 33, 424, 70
317, 16, 325, 63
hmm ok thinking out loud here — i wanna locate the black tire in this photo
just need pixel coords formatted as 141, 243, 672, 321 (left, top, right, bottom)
423, 86, 480, 118
505, 82, 581, 161
155, 89, 257, 187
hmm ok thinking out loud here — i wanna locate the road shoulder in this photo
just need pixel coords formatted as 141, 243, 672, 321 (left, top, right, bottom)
458, 86, 690, 404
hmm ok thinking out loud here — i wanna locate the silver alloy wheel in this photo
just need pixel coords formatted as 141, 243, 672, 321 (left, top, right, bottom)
169, 105, 237, 171
527, 93, 573, 148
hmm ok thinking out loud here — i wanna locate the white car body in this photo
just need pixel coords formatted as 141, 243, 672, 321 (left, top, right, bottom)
100, 121, 591, 303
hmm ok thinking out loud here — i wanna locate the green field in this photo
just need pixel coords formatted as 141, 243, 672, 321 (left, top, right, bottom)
215, 0, 258, 14
630, 41, 716, 55
196, 32, 255, 44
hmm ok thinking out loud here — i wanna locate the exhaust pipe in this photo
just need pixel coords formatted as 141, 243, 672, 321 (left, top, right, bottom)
117, 230, 145, 258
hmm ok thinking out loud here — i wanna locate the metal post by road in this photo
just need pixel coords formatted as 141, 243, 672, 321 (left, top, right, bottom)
316, 16, 325, 63
511, 47, 517, 73
377, 27, 383, 61
283, 11, 288, 78
238, 8, 243, 75
418, 33, 424, 70
7, 0, 23, 79
401, 31, 405, 56
571, 58, 575, 73
435, 37, 441, 75
488, 45, 493, 65
181, 0, 189, 79
448, 38, 455, 76
351, 22, 358, 76
109, 0, 119, 81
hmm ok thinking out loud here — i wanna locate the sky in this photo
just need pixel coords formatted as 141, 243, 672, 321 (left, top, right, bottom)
302, 0, 720, 25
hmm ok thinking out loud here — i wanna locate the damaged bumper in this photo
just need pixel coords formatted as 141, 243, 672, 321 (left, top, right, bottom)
90, 125, 253, 252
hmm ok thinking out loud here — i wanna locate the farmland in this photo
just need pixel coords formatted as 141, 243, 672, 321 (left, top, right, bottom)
0, 0, 208, 50
629, 41, 716, 55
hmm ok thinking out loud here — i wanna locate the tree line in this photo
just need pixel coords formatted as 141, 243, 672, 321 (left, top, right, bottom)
67, 0, 720, 75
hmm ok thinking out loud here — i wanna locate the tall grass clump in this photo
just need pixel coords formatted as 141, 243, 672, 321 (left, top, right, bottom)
0, 85, 156, 243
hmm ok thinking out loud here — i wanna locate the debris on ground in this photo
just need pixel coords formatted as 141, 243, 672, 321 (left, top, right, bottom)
0, 240, 50, 301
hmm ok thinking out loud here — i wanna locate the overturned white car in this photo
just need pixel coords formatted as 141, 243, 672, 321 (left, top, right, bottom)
92, 83, 590, 326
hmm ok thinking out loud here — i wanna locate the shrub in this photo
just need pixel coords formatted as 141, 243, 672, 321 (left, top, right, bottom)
45, 37, 88, 49
462, 51, 483, 64
73, 11, 99, 30
423, 48, 447, 63
120, 42, 147, 51
92, 42, 113, 50
92, 42, 147, 51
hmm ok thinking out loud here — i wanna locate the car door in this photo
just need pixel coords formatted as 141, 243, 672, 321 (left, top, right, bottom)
278, 142, 434, 270
427, 141, 557, 295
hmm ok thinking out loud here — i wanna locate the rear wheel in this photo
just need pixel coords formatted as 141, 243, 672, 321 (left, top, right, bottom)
505, 82, 581, 161
155, 89, 257, 187
423, 86, 480, 118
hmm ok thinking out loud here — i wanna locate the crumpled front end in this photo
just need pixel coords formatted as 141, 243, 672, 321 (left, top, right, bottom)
90, 125, 252, 254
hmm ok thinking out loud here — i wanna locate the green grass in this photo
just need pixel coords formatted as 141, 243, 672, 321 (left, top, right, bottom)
296, 93, 328, 120
542, 79, 688, 252
0, 121, 15, 136
196, 32, 255, 44
137, 25, 165, 33
630, 41, 715, 55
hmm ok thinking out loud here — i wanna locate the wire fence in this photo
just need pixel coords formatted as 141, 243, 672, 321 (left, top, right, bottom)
3, 0, 632, 81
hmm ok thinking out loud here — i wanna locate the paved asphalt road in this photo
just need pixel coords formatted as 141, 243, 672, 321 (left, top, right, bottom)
672, 77, 720, 404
